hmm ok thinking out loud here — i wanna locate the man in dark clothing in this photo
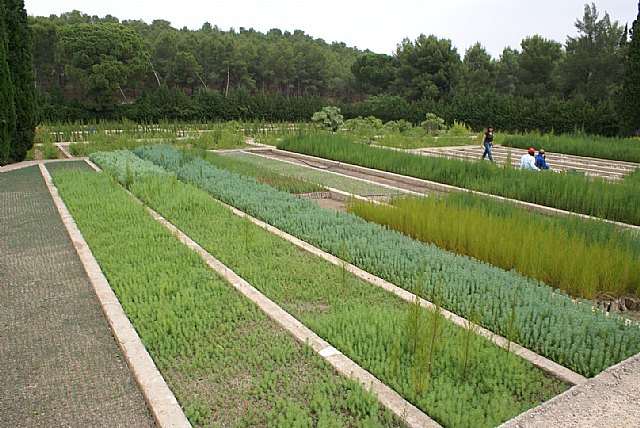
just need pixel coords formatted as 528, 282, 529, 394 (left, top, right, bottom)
535, 149, 550, 170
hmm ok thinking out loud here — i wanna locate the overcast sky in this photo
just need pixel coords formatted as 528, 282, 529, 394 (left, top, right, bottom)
23, 0, 637, 58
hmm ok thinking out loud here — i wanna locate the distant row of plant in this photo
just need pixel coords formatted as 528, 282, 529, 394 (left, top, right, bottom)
129, 145, 640, 377
348, 193, 640, 299
93, 152, 567, 427
501, 132, 640, 163
340, 114, 476, 149
37, 117, 640, 163
229, 152, 400, 197
202, 152, 324, 194
276, 134, 640, 225
52, 167, 399, 427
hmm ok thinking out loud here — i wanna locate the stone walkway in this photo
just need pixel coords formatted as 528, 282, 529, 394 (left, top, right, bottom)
0, 166, 154, 427
502, 352, 640, 427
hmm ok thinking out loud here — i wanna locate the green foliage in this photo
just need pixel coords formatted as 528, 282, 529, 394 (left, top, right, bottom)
351, 53, 395, 95
56, 22, 149, 108
0, 0, 16, 166
562, 4, 626, 103
59, 121, 247, 155
447, 120, 470, 136
618, 2, 640, 136
457, 43, 495, 95
202, 152, 324, 194
277, 134, 640, 225
97, 150, 566, 427
26, 7, 633, 136
4, 0, 37, 162
89, 150, 173, 184
395, 35, 461, 100
517, 35, 563, 98
502, 132, 640, 163
312, 106, 344, 132
133, 145, 640, 377
52, 168, 400, 428
348, 194, 640, 298
344, 116, 383, 137
420, 113, 445, 134
41, 141, 59, 159
228, 152, 398, 197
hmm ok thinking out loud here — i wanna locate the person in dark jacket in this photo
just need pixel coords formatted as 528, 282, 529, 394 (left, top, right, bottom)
481, 126, 494, 161
535, 149, 550, 170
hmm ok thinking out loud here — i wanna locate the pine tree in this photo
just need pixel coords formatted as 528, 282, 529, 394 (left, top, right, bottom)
0, 0, 17, 166
4, 0, 36, 162
619, 2, 640, 136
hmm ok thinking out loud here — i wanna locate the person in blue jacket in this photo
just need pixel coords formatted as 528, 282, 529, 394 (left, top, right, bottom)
535, 149, 550, 170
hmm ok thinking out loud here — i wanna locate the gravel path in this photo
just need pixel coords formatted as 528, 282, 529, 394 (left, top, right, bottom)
0, 166, 154, 427
502, 352, 640, 427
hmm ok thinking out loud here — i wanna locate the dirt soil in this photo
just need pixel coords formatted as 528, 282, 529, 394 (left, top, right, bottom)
311, 196, 346, 211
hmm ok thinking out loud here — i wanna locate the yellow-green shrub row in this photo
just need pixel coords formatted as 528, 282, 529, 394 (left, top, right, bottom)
348, 195, 640, 299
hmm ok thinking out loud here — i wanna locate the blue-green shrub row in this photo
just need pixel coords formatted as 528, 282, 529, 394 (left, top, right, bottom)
90, 150, 173, 183
132, 145, 640, 378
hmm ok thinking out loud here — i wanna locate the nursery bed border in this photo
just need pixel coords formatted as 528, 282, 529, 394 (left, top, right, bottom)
40, 163, 190, 428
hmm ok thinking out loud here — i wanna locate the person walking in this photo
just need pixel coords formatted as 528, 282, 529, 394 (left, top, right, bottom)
481, 126, 494, 161
519, 147, 540, 171
535, 149, 550, 170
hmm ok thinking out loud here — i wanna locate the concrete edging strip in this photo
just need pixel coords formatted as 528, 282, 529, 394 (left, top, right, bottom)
39, 163, 191, 428
0, 158, 86, 173
140, 204, 440, 428
217, 198, 587, 386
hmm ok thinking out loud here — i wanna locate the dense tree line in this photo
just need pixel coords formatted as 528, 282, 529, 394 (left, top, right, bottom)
31, 3, 639, 135
0, 0, 36, 165
619, 2, 640, 135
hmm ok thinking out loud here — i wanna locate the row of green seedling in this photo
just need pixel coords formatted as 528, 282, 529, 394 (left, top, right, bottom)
51, 166, 400, 428
66, 128, 246, 157
228, 152, 401, 197
501, 132, 640, 163
276, 134, 640, 225
129, 145, 640, 378
91, 151, 566, 428
93, 148, 324, 195
202, 151, 324, 194
348, 193, 640, 299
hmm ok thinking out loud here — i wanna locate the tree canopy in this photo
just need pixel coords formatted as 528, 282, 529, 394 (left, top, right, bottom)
618, 1, 640, 136
0, 0, 35, 165
25, 3, 638, 136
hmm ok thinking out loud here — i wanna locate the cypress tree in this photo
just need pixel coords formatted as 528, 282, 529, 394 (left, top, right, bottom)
0, 0, 17, 166
619, 2, 640, 136
4, 0, 36, 162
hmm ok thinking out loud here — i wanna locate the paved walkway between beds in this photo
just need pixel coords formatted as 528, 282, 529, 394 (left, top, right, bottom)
0, 165, 154, 427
